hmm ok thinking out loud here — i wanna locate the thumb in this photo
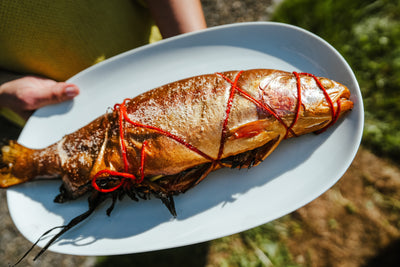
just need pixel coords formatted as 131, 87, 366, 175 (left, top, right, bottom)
20, 82, 80, 120
0, 77, 80, 121
38, 82, 80, 108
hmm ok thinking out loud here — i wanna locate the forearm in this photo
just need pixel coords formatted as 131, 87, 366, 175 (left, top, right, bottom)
146, 0, 207, 38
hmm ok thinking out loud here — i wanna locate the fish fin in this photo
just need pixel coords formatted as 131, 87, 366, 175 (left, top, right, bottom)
221, 136, 281, 169
229, 120, 270, 139
0, 141, 33, 188
156, 163, 213, 194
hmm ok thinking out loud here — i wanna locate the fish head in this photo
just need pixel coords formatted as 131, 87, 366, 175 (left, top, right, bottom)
258, 71, 354, 136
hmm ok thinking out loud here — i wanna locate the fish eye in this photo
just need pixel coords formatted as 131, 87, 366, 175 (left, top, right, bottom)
319, 78, 334, 89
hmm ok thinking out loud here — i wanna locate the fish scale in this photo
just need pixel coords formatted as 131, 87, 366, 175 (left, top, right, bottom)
0, 69, 353, 262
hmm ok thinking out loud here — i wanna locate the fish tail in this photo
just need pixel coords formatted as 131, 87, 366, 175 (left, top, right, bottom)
0, 141, 34, 188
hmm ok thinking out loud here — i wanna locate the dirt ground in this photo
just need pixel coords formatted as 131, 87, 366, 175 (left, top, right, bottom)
286, 147, 400, 267
1, 0, 400, 266
3, 120, 400, 267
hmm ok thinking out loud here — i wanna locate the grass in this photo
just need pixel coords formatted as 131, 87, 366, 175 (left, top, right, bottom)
272, 0, 400, 162
208, 217, 301, 267
93, 216, 301, 267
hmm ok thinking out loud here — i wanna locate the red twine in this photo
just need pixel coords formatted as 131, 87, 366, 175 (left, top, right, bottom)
92, 71, 340, 193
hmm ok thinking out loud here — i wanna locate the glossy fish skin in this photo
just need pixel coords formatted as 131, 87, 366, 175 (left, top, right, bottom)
0, 69, 353, 201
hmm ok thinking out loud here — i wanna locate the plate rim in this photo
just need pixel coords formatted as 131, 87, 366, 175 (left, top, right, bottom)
7, 21, 364, 256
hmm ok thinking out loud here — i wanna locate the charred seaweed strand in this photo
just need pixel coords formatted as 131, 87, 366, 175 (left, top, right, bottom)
33, 192, 105, 261
12, 226, 65, 266
13, 192, 106, 266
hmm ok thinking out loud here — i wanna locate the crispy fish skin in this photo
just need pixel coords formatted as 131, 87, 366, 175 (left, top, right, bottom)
0, 69, 353, 200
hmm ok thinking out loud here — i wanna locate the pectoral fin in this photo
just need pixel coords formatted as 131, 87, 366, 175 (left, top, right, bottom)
221, 135, 281, 169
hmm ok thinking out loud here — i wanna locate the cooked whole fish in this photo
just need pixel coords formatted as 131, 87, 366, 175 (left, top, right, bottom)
0, 69, 353, 262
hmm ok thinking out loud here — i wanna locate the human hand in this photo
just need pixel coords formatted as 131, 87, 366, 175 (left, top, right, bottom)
0, 76, 79, 121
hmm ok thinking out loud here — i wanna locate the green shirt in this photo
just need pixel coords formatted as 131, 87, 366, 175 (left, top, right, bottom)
0, 0, 161, 125
0, 0, 160, 81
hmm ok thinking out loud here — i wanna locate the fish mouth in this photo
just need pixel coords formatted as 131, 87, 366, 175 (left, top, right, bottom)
337, 87, 354, 113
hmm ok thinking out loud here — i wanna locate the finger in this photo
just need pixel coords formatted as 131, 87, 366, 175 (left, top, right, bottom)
64, 85, 80, 98
53, 82, 80, 101
17, 83, 79, 121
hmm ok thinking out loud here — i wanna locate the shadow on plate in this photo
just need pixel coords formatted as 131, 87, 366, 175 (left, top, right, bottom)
8, 127, 340, 260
